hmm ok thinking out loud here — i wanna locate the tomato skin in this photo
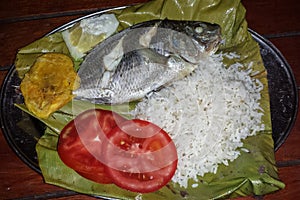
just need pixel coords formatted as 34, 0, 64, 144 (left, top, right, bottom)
57, 109, 126, 184
58, 110, 178, 192
103, 119, 178, 193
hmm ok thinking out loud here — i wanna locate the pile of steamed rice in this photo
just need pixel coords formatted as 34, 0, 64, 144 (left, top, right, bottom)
131, 53, 265, 188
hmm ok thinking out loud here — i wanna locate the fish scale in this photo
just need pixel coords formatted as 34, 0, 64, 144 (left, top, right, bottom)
74, 19, 221, 104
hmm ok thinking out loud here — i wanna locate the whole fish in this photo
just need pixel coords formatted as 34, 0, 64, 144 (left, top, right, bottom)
73, 19, 222, 104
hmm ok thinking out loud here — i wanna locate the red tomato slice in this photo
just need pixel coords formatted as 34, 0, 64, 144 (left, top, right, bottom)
103, 119, 178, 193
57, 109, 126, 184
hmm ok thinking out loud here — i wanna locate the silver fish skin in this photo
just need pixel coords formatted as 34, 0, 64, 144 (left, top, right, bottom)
74, 19, 222, 104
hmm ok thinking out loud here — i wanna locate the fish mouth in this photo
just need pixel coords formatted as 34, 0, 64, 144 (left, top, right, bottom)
203, 35, 222, 55
205, 29, 222, 54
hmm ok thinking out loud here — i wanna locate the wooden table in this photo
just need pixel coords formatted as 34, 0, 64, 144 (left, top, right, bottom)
1, 0, 299, 199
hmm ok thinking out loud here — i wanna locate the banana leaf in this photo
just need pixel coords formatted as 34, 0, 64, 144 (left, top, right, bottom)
14, 0, 285, 199
15, 100, 135, 133
14, 32, 82, 79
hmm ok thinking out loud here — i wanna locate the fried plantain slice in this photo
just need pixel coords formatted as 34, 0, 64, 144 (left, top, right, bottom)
20, 53, 80, 118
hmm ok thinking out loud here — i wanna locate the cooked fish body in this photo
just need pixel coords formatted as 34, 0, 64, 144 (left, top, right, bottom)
74, 19, 221, 104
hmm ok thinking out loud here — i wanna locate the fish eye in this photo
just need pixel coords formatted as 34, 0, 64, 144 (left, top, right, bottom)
195, 26, 203, 34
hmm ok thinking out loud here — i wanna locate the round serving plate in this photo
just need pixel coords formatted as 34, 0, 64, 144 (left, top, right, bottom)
0, 9, 298, 173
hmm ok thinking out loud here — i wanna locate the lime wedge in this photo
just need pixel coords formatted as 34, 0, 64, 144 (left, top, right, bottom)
62, 14, 119, 60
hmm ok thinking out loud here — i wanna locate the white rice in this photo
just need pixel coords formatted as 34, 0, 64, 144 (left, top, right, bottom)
131, 53, 265, 188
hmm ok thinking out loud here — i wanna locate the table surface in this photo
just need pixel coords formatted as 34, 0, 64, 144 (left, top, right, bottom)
1, 0, 299, 199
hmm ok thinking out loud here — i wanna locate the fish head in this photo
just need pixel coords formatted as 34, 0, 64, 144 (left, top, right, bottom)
183, 21, 222, 54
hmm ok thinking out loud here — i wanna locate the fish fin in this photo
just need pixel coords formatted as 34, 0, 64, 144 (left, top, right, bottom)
73, 87, 113, 101
103, 37, 124, 71
74, 96, 112, 105
138, 23, 159, 48
136, 48, 169, 66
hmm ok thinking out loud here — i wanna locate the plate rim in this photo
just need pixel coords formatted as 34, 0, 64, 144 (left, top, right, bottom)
249, 29, 299, 151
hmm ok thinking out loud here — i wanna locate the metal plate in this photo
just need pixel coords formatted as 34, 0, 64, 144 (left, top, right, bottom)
250, 29, 298, 151
0, 12, 298, 173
